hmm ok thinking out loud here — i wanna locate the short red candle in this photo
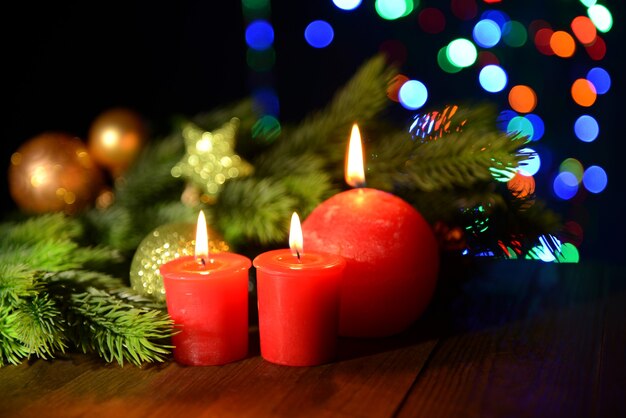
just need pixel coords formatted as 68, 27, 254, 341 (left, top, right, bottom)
160, 212, 251, 366
302, 123, 440, 338
253, 213, 346, 366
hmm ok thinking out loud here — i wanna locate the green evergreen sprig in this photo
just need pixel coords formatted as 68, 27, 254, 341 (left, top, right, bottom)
0, 214, 174, 367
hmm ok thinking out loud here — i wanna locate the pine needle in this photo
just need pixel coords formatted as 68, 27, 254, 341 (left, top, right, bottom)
63, 288, 173, 366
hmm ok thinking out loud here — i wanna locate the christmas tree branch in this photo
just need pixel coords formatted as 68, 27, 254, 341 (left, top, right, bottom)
256, 54, 397, 175
51, 281, 173, 366
0, 214, 174, 367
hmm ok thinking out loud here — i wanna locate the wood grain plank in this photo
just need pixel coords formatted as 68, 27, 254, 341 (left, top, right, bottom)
396, 261, 622, 418
0, 325, 437, 418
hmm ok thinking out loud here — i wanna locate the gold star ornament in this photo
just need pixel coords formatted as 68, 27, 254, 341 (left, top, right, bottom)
171, 117, 253, 202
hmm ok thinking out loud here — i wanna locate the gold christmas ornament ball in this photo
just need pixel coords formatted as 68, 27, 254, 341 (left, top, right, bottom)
129, 222, 230, 302
8, 132, 105, 214
88, 107, 147, 176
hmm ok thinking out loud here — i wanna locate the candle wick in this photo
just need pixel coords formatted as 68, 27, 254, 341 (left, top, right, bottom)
197, 256, 206, 266
296, 250, 302, 263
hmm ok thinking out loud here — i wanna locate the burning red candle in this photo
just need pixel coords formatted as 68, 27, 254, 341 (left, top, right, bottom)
160, 211, 251, 366
302, 124, 440, 338
253, 212, 346, 366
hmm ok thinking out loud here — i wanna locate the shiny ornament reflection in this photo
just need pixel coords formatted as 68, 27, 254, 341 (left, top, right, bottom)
88, 107, 147, 177
8, 132, 104, 214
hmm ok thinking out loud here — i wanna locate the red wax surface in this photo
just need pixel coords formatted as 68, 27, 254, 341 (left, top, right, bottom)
253, 249, 346, 366
302, 188, 439, 337
160, 252, 251, 366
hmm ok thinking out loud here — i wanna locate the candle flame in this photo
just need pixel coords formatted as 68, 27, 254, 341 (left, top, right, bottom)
345, 123, 365, 187
195, 210, 209, 264
289, 212, 303, 260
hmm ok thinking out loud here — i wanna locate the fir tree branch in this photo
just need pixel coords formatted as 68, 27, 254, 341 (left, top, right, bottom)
0, 306, 29, 366
256, 54, 397, 175
46, 270, 173, 366
12, 295, 67, 360
0, 264, 39, 305
398, 129, 527, 192
60, 287, 173, 366
0, 212, 82, 243
212, 177, 299, 246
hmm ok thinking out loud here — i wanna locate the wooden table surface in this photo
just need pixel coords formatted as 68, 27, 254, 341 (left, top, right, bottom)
1, 258, 625, 418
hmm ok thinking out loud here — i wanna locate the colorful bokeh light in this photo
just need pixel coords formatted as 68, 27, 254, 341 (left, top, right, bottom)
501, 20, 527, 47
525, 114, 545, 141
582, 165, 607, 193
473, 19, 501, 48
559, 158, 584, 182
437, 46, 462, 73
375, 0, 414, 20
553, 171, 579, 200
332, 0, 363, 11
571, 78, 597, 107
479, 64, 507, 93
534, 27, 555, 55
304, 20, 334, 48
571, 16, 597, 45
387, 74, 409, 102
446, 38, 478, 68
550, 30, 576, 57
574, 115, 599, 142
507, 171, 536, 198
517, 147, 541, 176
585, 34, 606, 60
586, 67, 611, 94
481, 9, 509, 28
587, 4, 613, 33
245, 20, 274, 50
508, 85, 537, 113
507, 116, 534, 139
398, 79, 428, 110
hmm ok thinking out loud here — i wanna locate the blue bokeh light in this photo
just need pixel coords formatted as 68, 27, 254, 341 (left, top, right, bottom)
481, 10, 510, 29
479, 64, 507, 93
586, 67, 611, 94
574, 115, 599, 142
398, 80, 428, 110
473, 19, 501, 48
245, 20, 274, 51
582, 165, 608, 193
304, 20, 335, 48
332, 0, 362, 11
525, 113, 545, 141
553, 171, 579, 200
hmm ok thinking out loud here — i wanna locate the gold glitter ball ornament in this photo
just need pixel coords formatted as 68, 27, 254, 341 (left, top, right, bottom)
129, 222, 230, 302
171, 117, 253, 202
88, 107, 147, 177
8, 132, 105, 214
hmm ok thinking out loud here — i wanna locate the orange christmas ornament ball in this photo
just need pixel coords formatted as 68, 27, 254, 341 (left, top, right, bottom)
8, 132, 105, 215
87, 107, 147, 176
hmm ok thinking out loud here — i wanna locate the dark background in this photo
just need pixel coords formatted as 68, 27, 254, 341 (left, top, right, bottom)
2, 1, 624, 262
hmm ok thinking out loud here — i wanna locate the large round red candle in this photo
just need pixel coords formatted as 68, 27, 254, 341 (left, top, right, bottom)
301, 123, 440, 338
159, 212, 251, 366
253, 213, 346, 366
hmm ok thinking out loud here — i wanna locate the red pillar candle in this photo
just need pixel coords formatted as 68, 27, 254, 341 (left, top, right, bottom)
160, 211, 251, 366
302, 124, 440, 338
253, 212, 346, 366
